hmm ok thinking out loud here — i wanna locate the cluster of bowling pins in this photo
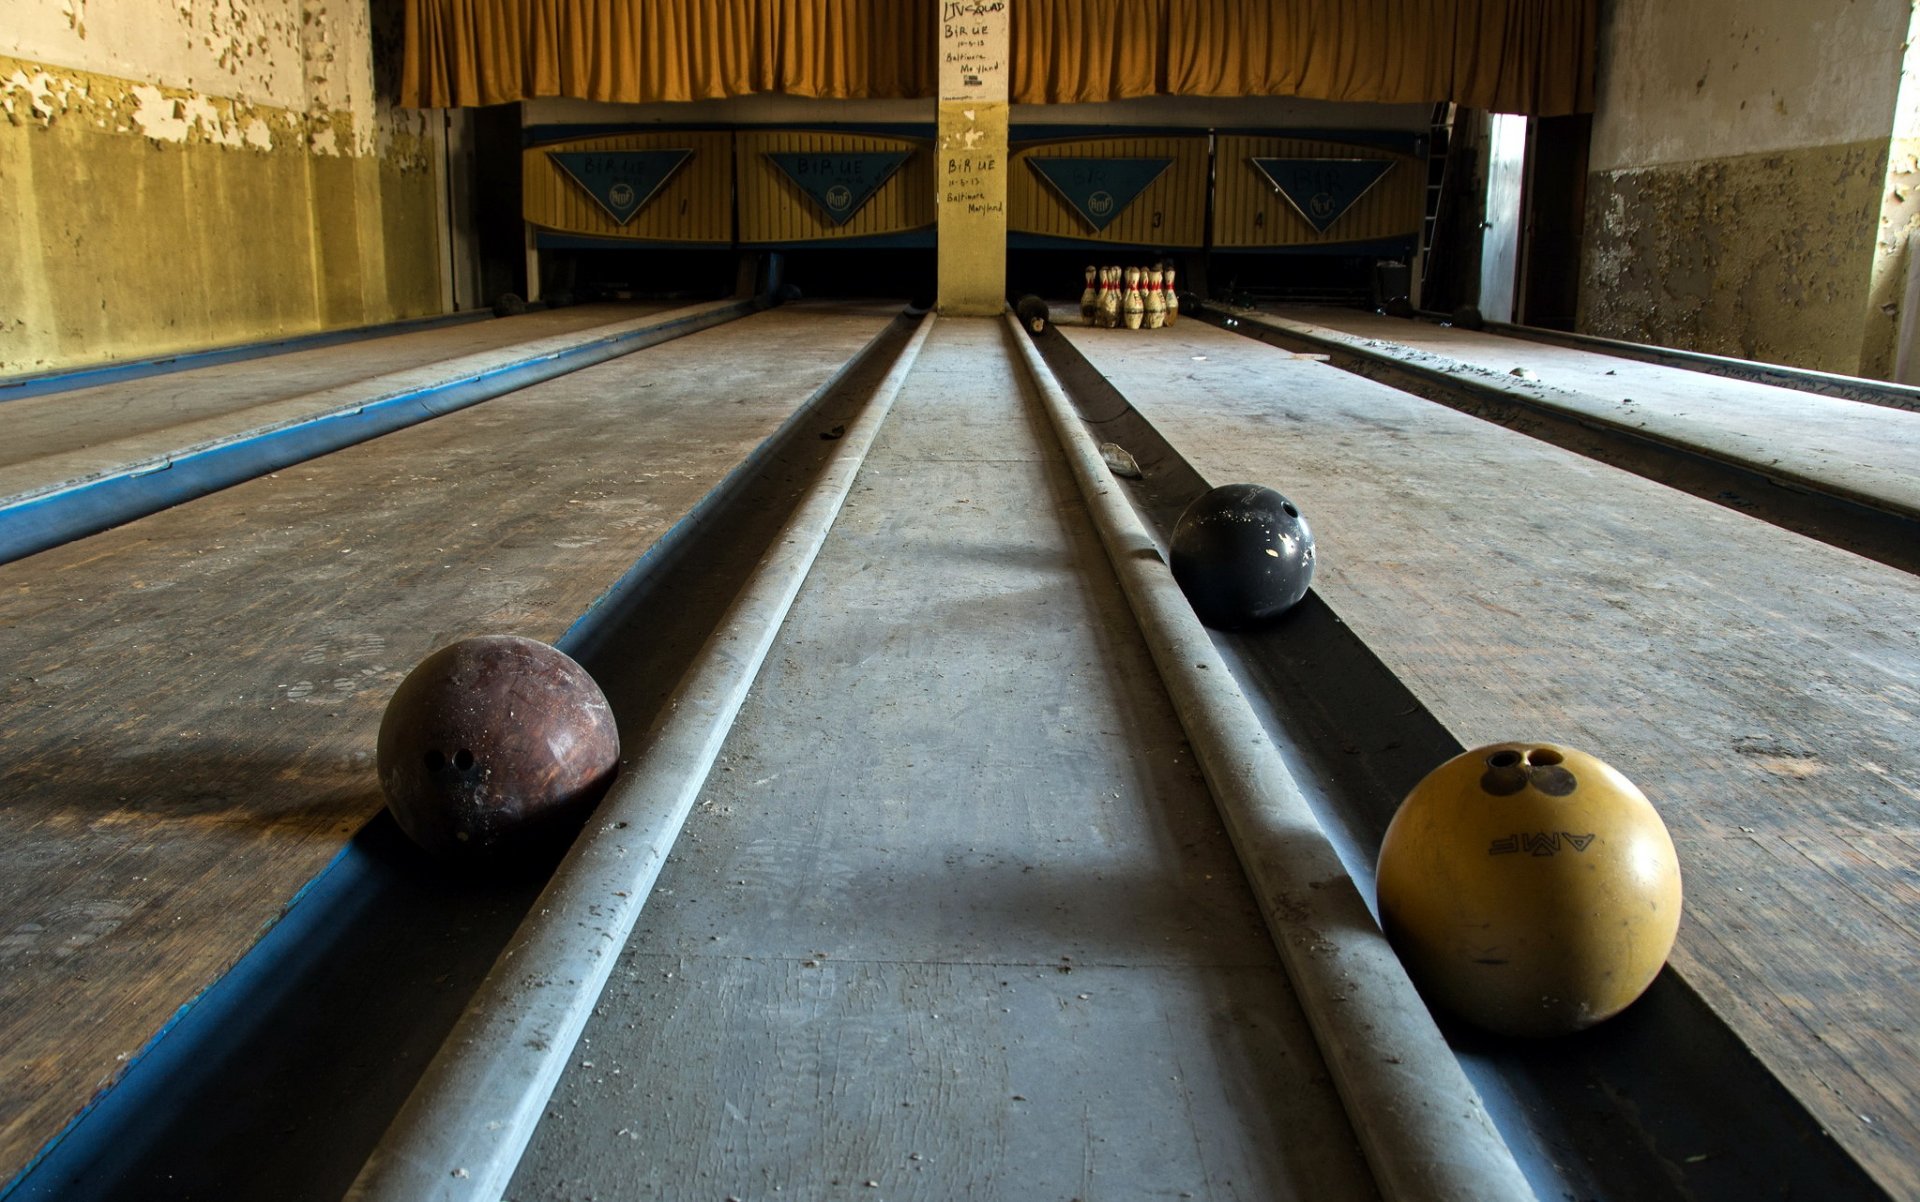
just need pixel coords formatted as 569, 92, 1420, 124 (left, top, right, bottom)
1082, 264, 1178, 330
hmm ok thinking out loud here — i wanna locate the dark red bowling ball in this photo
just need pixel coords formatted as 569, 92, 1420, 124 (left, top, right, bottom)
377, 635, 619, 862
1169, 483, 1316, 629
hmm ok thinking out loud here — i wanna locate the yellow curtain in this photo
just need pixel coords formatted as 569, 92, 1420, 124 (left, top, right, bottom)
1009, 0, 1167, 104
1030, 0, 1595, 114
402, 0, 1592, 117
401, 0, 935, 107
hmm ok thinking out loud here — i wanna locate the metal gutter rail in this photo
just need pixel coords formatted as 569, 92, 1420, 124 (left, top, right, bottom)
344, 311, 936, 1202
0, 298, 762, 566
1003, 311, 1538, 1202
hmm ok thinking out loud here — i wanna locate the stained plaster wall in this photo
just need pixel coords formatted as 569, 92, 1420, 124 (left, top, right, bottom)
1581, 0, 1910, 375
1, 0, 443, 375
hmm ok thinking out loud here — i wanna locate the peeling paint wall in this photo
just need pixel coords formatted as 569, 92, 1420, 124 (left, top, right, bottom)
0, 0, 442, 375
1581, 0, 1910, 375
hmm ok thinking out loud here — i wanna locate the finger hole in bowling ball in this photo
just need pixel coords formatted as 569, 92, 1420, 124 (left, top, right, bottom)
378, 635, 620, 867
1168, 484, 1316, 629
1526, 747, 1564, 766
1487, 749, 1523, 769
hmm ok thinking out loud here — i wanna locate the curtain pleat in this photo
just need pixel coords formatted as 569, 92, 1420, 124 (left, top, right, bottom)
400, 0, 1593, 117
1010, 0, 1166, 104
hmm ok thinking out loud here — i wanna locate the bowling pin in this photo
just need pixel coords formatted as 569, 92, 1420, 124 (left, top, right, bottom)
1098, 266, 1122, 328
1164, 264, 1178, 326
1081, 266, 1098, 325
1124, 267, 1144, 330
1145, 268, 1166, 329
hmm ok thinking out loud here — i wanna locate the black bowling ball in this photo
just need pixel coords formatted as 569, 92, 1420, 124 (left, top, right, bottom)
1015, 295, 1051, 333
1169, 484, 1316, 629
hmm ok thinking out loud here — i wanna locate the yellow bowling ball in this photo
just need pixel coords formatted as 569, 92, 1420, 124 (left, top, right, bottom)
1375, 742, 1682, 1037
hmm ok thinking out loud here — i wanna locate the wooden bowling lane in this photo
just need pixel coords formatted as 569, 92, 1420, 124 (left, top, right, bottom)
503, 317, 1380, 1201
1056, 316, 1920, 1197
0, 302, 899, 1188
1241, 304, 1920, 523
0, 303, 660, 478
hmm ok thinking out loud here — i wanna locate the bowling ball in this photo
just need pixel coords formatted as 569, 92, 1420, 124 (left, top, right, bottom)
1015, 295, 1051, 333
492, 293, 527, 318
377, 635, 619, 863
1168, 484, 1316, 629
1376, 743, 1683, 1037
1451, 303, 1485, 330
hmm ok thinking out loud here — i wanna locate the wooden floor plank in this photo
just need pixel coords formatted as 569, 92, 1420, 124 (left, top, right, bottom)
0, 305, 654, 474
1247, 304, 1920, 519
1057, 317, 1920, 1196
0, 303, 896, 1185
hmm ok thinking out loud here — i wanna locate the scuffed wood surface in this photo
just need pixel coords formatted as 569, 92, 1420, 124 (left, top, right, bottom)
1061, 317, 1920, 1198
0, 304, 895, 1185
1249, 304, 1920, 519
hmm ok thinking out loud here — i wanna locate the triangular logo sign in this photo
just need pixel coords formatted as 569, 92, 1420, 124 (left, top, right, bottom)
549, 150, 693, 226
1027, 158, 1172, 233
766, 151, 911, 226
1249, 158, 1394, 233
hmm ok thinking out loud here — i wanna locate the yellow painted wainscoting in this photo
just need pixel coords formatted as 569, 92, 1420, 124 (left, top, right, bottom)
736, 128, 934, 244
1212, 134, 1422, 249
1009, 134, 1208, 248
522, 130, 735, 243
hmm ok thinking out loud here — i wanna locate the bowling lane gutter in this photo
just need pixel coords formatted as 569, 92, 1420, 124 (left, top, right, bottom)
1003, 312, 1537, 1202
0, 296, 766, 567
1411, 308, 1920, 414
0, 308, 491, 402
1198, 305, 1920, 571
343, 311, 938, 1202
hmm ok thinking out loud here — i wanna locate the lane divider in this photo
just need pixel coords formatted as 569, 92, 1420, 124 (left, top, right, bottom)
345, 311, 937, 1202
0, 310, 490, 403
0, 298, 763, 567
1004, 311, 1538, 1202
1204, 304, 1920, 525
0, 308, 910, 1202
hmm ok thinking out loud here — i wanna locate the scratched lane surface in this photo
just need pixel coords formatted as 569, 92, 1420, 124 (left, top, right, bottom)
1248, 304, 1920, 519
507, 318, 1379, 1202
0, 303, 895, 1188
1060, 315, 1920, 1198
0, 304, 664, 477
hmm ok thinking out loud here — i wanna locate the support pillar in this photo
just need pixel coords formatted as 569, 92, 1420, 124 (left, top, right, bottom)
935, 0, 1010, 315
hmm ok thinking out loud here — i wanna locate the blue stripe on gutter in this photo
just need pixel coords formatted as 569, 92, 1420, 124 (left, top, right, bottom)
0, 311, 491, 403
0, 298, 763, 567
0, 301, 891, 1202
0, 819, 405, 1202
